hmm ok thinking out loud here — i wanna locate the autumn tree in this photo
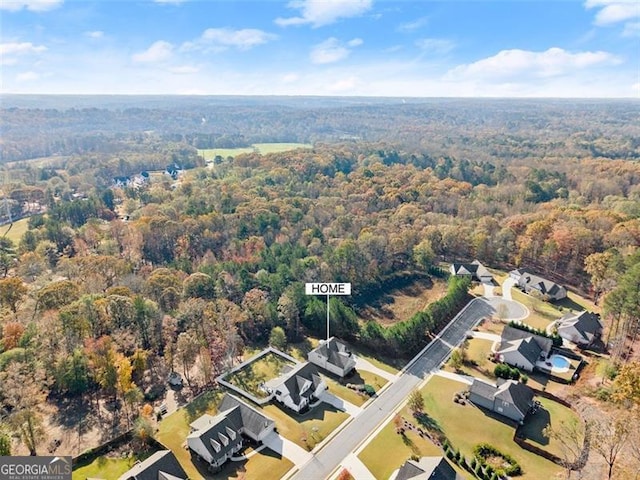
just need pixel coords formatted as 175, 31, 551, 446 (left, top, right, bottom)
0, 361, 47, 456
408, 389, 425, 414
269, 326, 287, 350
543, 417, 589, 479
175, 331, 199, 387
1, 321, 25, 351
0, 426, 11, 455
591, 412, 631, 480
0, 277, 28, 313
612, 361, 640, 406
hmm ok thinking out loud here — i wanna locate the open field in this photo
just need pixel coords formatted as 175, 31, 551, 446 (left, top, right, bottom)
199, 143, 312, 161
420, 376, 564, 480
358, 277, 448, 326
1, 217, 30, 244
510, 289, 562, 331
262, 403, 349, 451
224, 351, 296, 399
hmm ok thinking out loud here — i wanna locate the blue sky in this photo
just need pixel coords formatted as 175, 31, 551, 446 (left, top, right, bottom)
1, 0, 638, 97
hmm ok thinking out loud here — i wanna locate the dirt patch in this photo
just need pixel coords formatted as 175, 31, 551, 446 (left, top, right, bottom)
357, 278, 448, 326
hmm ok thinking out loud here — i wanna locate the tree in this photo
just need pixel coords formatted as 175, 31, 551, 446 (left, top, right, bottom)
612, 361, 640, 406
408, 388, 425, 414
175, 331, 199, 387
1, 322, 25, 351
543, 417, 589, 479
0, 277, 28, 313
450, 349, 463, 370
0, 427, 11, 455
413, 239, 435, 270
592, 413, 631, 480
0, 362, 47, 456
183, 272, 215, 299
269, 326, 287, 350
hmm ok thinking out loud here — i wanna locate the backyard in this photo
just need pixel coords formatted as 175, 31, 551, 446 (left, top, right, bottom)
224, 351, 296, 399
72, 453, 154, 480
419, 376, 565, 480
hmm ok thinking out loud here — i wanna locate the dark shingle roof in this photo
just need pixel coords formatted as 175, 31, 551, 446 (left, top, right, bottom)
500, 325, 553, 355
469, 378, 497, 402
520, 272, 562, 296
187, 414, 242, 463
558, 311, 603, 343
396, 456, 461, 480
119, 450, 187, 480
281, 362, 324, 406
218, 393, 275, 439
313, 337, 353, 369
495, 380, 535, 417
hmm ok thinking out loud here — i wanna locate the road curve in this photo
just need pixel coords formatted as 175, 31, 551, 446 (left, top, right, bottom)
290, 297, 495, 480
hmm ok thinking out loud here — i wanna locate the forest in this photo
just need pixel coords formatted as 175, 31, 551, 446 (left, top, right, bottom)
0, 96, 638, 459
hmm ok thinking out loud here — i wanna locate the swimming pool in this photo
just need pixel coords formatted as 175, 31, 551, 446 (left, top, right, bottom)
549, 354, 571, 373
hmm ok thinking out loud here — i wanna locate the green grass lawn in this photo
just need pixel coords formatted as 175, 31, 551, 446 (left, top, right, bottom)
420, 376, 563, 480
511, 289, 561, 331
322, 369, 389, 407
358, 419, 445, 480
262, 402, 349, 451
199, 143, 311, 161
444, 338, 496, 382
519, 397, 584, 459
73, 454, 151, 480
224, 352, 295, 399
209, 448, 294, 480
1, 217, 30, 244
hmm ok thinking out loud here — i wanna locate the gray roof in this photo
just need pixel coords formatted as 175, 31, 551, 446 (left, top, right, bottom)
118, 450, 187, 480
395, 456, 461, 480
218, 393, 275, 438
519, 271, 563, 296
558, 311, 603, 344
187, 413, 242, 463
495, 379, 535, 417
311, 337, 354, 369
451, 260, 492, 281
278, 362, 324, 407
500, 325, 553, 359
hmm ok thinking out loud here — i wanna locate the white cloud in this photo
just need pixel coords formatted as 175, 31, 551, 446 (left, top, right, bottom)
327, 76, 359, 92
132, 41, 173, 63
169, 65, 199, 74
282, 73, 300, 83
622, 21, 640, 36
398, 16, 429, 32
0, 0, 62, 11
85, 31, 104, 39
276, 0, 372, 28
16, 71, 39, 81
585, 0, 640, 25
1, 42, 47, 66
415, 38, 455, 54
182, 28, 276, 52
448, 47, 621, 79
310, 37, 362, 64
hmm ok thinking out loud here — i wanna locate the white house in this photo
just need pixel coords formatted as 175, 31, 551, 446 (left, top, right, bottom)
496, 325, 553, 372
308, 337, 356, 378
556, 311, 603, 347
450, 260, 493, 283
510, 268, 567, 301
271, 362, 327, 413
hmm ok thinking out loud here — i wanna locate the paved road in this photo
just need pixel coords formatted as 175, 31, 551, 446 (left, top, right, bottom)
291, 298, 495, 480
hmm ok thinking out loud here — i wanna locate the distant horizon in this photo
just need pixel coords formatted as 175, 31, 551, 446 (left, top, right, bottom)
1, 1, 638, 98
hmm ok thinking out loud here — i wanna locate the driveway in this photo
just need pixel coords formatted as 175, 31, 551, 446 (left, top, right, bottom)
354, 357, 397, 382
484, 297, 528, 321
318, 391, 362, 417
482, 282, 495, 298
502, 277, 517, 301
262, 431, 312, 467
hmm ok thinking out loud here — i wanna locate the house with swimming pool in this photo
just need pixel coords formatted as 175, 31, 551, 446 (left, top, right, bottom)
495, 326, 553, 372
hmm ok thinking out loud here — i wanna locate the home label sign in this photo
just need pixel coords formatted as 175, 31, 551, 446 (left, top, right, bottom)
305, 283, 351, 295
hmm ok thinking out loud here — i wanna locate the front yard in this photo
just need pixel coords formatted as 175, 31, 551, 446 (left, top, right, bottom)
324, 369, 388, 407
262, 402, 349, 451
73, 454, 152, 480
419, 376, 564, 480
444, 337, 495, 382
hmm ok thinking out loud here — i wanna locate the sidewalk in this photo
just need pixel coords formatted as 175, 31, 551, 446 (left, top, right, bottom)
470, 331, 500, 342
433, 369, 474, 385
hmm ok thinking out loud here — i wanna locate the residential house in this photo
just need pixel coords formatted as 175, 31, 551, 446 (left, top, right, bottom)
217, 393, 276, 443
187, 413, 243, 471
449, 260, 493, 283
118, 450, 187, 480
556, 311, 603, 347
187, 393, 275, 470
308, 337, 356, 378
510, 269, 567, 301
391, 456, 463, 480
495, 325, 553, 372
468, 378, 535, 424
271, 362, 327, 413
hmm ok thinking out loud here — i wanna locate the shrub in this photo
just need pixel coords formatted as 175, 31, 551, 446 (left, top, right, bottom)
473, 443, 522, 477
